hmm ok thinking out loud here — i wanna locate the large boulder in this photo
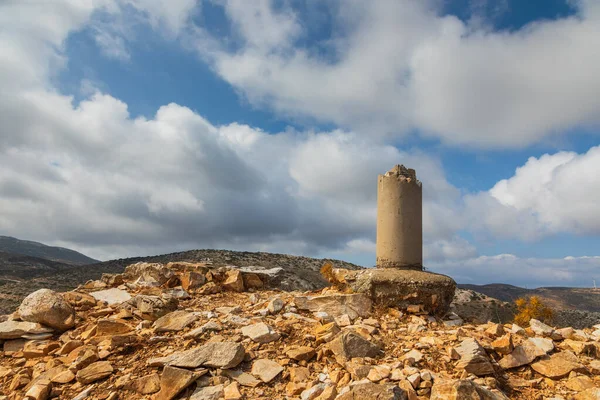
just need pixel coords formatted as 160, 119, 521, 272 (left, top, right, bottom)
123, 262, 174, 286
328, 331, 382, 363
498, 340, 546, 370
455, 338, 495, 376
18, 289, 76, 331
333, 268, 456, 316
530, 351, 585, 378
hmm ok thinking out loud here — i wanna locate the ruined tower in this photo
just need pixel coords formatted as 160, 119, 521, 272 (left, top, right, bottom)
376, 165, 423, 270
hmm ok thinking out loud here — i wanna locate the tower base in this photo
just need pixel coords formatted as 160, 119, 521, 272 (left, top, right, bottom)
331, 268, 456, 316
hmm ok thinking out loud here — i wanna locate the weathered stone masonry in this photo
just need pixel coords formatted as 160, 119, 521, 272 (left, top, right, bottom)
376, 165, 423, 270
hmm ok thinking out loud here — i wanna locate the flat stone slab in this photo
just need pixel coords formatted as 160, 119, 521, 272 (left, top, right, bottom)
339, 268, 456, 316
294, 293, 372, 320
90, 288, 132, 305
0, 320, 54, 339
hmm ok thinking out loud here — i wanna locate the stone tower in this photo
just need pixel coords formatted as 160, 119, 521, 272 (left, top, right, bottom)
376, 165, 423, 270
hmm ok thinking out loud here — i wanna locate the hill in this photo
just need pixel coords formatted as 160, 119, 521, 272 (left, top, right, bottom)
0, 235, 98, 265
459, 283, 600, 312
0, 249, 362, 315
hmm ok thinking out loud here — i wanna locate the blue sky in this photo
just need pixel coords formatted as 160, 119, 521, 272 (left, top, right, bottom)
1, 0, 599, 288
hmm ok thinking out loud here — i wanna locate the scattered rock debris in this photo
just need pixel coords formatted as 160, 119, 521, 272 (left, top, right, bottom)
1, 261, 600, 399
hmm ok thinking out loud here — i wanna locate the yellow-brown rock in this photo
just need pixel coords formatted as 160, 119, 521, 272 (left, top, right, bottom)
76, 361, 113, 384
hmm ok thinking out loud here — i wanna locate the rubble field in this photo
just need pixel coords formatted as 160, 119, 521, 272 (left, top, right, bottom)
2, 261, 600, 400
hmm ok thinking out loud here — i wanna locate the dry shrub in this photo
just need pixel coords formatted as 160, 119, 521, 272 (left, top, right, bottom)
513, 295, 553, 326
320, 262, 335, 283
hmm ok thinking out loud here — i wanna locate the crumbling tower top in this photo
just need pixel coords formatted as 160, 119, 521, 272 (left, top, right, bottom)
383, 165, 421, 185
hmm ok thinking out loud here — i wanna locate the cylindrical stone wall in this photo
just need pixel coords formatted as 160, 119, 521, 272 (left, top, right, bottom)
376, 165, 423, 270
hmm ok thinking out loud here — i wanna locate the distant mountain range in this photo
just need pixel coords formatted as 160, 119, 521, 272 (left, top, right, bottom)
0, 235, 98, 265
458, 283, 600, 313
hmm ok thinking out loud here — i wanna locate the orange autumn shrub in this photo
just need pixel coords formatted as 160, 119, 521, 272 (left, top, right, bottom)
514, 295, 553, 326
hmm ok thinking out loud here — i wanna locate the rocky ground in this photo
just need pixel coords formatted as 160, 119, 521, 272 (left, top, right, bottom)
0, 250, 362, 315
2, 261, 600, 399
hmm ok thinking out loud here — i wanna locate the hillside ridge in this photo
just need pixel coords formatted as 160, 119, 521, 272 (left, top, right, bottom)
0, 236, 98, 265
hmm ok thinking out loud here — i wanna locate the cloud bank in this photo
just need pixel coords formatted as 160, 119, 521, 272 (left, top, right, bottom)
0, 0, 599, 288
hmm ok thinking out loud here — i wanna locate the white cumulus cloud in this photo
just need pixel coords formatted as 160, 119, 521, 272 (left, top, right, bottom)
191, 0, 600, 148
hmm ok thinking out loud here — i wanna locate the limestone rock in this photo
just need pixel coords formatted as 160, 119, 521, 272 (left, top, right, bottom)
407, 373, 420, 389
314, 386, 337, 400
531, 351, 584, 378
24, 378, 52, 400
251, 359, 284, 382
328, 331, 382, 363
123, 262, 174, 285
51, 370, 75, 384
223, 270, 245, 292
76, 361, 113, 384
241, 322, 280, 343
0, 320, 53, 339
267, 297, 284, 314
314, 322, 341, 342
164, 287, 190, 300
403, 349, 424, 363
563, 339, 595, 356
125, 373, 161, 394
18, 289, 76, 331
367, 365, 391, 382
153, 311, 197, 332
149, 342, 245, 369
529, 319, 554, 337
294, 293, 372, 320
289, 367, 311, 383
190, 385, 224, 400
96, 319, 131, 336
491, 334, 513, 355
90, 288, 132, 305
197, 282, 219, 295
589, 360, 600, 374
224, 382, 242, 399
300, 383, 329, 400
566, 375, 595, 391
336, 382, 407, 400
184, 320, 222, 338
242, 272, 265, 289
101, 273, 124, 287
575, 388, 600, 400
155, 366, 196, 400
285, 346, 316, 361
485, 323, 504, 337
62, 292, 97, 310
498, 341, 546, 369
126, 294, 178, 321
455, 338, 494, 376
554, 327, 575, 340
223, 370, 261, 387
180, 271, 206, 291
527, 337, 554, 354
430, 379, 509, 400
